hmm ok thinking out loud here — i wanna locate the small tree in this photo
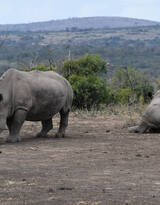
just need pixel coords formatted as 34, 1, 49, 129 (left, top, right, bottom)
63, 53, 107, 78
111, 67, 153, 104
62, 53, 108, 109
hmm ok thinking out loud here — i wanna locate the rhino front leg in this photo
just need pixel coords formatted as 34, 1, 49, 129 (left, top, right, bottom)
6, 109, 27, 143
55, 109, 69, 138
36, 118, 53, 137
6, 116, 13, 134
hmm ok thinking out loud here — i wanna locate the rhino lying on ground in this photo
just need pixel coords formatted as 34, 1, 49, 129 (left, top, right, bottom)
0, 69, 73, 143
129, 90, 160, 133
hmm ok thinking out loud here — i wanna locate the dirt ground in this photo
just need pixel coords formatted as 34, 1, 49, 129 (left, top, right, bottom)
0, 113, 160, 205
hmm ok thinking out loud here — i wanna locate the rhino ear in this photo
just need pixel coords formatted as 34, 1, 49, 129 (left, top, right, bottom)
0, 94, 3, 101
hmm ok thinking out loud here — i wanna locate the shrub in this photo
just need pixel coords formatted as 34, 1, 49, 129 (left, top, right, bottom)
63, 53, 107, 78
111, 67, 154, 104
69, 74, 109, 109
62, 53, 108, 109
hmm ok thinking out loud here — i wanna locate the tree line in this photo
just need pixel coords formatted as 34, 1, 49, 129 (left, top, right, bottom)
25, 53, 154, 109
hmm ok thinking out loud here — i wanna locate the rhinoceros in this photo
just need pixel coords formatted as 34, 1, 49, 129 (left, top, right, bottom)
129, 90, 160, 133
0, 69, 73, 142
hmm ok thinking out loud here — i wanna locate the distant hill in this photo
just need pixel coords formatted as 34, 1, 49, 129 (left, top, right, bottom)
1, 17, 160, 77
0, 17, 160, 32
1, 24, 160, 76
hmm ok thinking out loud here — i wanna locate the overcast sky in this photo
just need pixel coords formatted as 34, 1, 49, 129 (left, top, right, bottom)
0, 0, 160, 24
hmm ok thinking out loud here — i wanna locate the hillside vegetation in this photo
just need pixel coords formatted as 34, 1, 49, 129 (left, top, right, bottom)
1, 23, 160, 75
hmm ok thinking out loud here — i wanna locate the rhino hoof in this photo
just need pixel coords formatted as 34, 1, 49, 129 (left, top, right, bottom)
36, 132, 47, 138
55, 133, 65, 138
6, 136, 21, 143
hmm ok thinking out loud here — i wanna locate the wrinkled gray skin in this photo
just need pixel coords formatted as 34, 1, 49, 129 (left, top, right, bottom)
129, 90, 160, 133
0, 69, 73, 143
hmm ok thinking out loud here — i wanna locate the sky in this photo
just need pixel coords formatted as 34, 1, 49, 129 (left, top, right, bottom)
0, 0, 160, 24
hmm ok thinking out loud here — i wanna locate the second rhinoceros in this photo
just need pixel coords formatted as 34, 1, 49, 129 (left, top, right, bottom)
129, 90, 160, 133
0, 69, 73, 143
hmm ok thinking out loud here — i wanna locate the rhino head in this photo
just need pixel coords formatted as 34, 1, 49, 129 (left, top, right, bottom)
0, 93, 8, 131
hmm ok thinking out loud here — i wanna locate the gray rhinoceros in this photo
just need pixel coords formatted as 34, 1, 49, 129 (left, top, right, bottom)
129, 90, 160, 133
0, 69, 73, 142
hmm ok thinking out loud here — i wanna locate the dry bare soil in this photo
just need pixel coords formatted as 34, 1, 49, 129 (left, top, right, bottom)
0, 113, 160, 205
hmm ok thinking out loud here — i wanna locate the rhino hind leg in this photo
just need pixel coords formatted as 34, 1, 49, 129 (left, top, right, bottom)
55, 109, 69, 138
128, 121, 148, 133
36, 118, 53, 138
6, 109, 27, 143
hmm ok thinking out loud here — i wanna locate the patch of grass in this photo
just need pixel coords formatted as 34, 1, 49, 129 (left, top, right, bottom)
72, 103, 148, 128
73, 103, 146, 117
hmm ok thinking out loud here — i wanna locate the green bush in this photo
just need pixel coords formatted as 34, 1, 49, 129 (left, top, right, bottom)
111, 67, 154, 104
114, 88, 135, 104
63, 53, 107, 78
62, 53, 108, 109
69, 74, 109, 109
